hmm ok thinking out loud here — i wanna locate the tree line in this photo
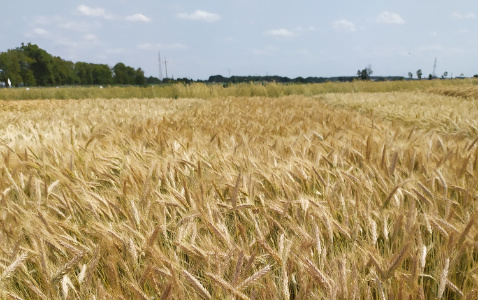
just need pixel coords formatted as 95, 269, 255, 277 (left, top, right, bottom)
0, 43, 149, 87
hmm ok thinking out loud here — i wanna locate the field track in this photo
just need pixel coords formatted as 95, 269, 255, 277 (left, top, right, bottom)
1, 91, 478, 298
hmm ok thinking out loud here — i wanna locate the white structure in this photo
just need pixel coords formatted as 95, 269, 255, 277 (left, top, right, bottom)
7, 78, 11, 87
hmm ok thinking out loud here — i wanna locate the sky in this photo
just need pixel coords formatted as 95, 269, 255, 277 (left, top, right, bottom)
1, 1, 477, 80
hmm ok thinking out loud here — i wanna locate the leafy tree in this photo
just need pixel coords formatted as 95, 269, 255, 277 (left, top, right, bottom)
416, 69, 422, 80
408, 72, 413, 79
442, 71, 448, 79
134, 68, 145, 85
113, 63, 128, 84
92, 64, 113, 85
146, 76, 161, 84
52, 56, 79, 85
357, 65, 373, 80
20, 43, 55, 85
0, 49, 23, 86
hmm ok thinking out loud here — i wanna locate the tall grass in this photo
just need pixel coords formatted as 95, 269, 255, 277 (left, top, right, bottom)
0, 78, 477, 100
0, 93, 477, 298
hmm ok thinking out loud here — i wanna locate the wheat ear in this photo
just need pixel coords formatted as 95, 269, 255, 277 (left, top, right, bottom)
182, 269, 212, 300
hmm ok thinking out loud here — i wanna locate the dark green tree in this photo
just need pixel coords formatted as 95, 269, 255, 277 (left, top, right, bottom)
0, 49, 23, 86
92, 64, 113, 85
20, 43, 56, 85
357, 65, 373, 80
113, 63, 128, 84
134, 68, 145, 85
146, 76, 161, 84
416, 69, 423, 80
52, 56, 79, 85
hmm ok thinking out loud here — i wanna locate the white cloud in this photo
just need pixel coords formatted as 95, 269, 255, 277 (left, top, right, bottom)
247, 46, 278, 56
137, 43, 186, 50
31, 16, 51, 26
126, 14, 151, 22
296, 26, 317, 32
333, 20, 356, 32
33, 28, 51, 37
452, 12, 476, 19
76, 5, 113, 19
224, 37, 238, 43
84, 34, 98, 41
264, 29, 295, 37
377, 12, 405, 24
177, 10, 221, 22
59, 21, 102, 32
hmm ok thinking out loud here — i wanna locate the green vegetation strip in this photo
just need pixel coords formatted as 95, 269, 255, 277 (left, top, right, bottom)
1, 79, 477, 100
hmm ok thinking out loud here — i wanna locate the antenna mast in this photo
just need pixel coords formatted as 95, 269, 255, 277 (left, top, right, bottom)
432, 57, 437, 78
158, 52, 163, 80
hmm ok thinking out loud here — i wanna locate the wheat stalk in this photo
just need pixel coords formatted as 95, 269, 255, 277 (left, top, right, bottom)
0, 252, 28, 282
437, 258, 450, 299
237, 264, 272, 291
182, 269, 213, 300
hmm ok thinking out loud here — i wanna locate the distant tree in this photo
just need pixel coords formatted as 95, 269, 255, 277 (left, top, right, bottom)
0, 49, 23, 86
416, 69, 423, 80
474, 74, 478, 78
20, 43, 56, 85
442, 71, 448, 79
208, 75, 227, 83
92, 64, 113, 85
146, 76, 161, 84
408, 72, 413, 79
113, 63, 128, 84
428, 74, 433, 80
357, 65, 373, 80
134, 68, 145, 85
52, 56, 79, 85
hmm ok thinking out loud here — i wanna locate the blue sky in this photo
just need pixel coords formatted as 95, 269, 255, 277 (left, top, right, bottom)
1, 1, 477, 79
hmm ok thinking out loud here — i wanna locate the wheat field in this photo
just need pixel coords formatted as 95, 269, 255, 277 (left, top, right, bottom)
0, 85, 477, 299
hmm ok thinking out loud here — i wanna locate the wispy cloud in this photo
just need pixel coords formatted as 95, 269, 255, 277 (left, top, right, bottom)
333, 20, 356, 32
452, 12, 476, 19
31, 27, 52, 37
247, 46, 278, 56
137, 43, 186, 50
76, 5, 113, 19
84, 34, 98, 42
59, 20, 102, 32
177, 10, 221, 22
377, 12, 405, 24
125, 14, 151, 22
264, 29, 295, 37
296, 26, 317, 32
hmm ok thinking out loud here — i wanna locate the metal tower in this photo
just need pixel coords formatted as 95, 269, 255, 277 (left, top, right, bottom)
432, 57, 437, 78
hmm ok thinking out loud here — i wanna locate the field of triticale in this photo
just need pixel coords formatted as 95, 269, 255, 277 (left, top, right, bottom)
1, 84, 478, 299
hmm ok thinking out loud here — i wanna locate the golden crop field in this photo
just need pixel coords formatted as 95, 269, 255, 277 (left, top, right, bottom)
1, 82, 478, 299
